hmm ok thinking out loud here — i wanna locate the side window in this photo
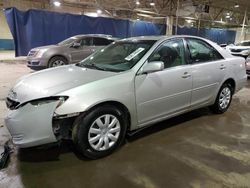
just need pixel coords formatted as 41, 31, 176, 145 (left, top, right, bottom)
79, 38, 93, 46
186, 39, 223, 63
93, 37, 112, 46
148, 39, 186, 69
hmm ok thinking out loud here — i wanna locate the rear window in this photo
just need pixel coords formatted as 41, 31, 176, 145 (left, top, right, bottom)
186, 38, 224, 63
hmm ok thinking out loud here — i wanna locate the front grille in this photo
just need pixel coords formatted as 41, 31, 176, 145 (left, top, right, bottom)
6, 97, 20, 110
28, 50, 37, 57
232, 54, 245, 57
230, 49, 242, 53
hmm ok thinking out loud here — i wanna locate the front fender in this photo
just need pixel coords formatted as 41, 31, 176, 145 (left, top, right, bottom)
54, 72, 139, 130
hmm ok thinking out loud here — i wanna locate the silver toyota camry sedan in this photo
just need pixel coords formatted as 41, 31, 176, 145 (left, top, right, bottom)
5, 36, 247, 159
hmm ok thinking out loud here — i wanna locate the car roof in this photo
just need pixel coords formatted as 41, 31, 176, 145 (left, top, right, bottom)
120, 35, 211, 42
73, 34, 118, 40
72, 34, 214, 42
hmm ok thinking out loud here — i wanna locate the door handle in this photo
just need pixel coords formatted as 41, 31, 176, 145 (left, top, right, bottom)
182, 72, 191, 78
220, 64, 226, 70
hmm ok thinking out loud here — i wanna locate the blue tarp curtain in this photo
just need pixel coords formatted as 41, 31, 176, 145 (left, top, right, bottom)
174, 26, 236, 45
4, 7, 166, 56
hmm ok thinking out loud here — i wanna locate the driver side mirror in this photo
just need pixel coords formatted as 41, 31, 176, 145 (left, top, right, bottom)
142, 61, 164, 74
71, 42, 81, 48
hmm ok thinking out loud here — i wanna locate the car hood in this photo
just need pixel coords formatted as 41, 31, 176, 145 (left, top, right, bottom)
9, 65, 117, 103
33, 45, 58, 50
32, 44, 68, 51
228, 46, 250, 50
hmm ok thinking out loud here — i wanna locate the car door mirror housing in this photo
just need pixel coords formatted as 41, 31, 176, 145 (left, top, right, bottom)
71, 42, 81, 48
142, 61, 164, 74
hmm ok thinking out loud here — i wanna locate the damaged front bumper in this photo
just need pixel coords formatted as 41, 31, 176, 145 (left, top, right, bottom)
4, 101, 60, 148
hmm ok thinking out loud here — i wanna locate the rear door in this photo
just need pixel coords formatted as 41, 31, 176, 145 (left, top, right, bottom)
185, 38, 226, 108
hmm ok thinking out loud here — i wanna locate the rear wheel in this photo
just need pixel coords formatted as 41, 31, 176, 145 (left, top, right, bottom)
210, 83, 233, 114
72, 105, 127, 159
48, 56, 68, 68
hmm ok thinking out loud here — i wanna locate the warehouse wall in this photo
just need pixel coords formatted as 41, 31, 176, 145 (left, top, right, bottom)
5, 7, 166, 56
233, 27, 250, 43
0, 11, 14, 50
174, 26, 236, 44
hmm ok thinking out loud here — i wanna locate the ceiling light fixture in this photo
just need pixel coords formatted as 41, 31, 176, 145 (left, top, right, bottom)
150, 2, 155, 6
234, 4, 239, 8
85, 12, 98, 17
53, 1, 61, 7
137, 13, 153, 18
97, 9, 102, 14
136, 1, 140, 5
134, 9, 160, 15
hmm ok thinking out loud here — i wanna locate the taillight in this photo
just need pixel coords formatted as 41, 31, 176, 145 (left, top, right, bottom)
246, 58, 250, 68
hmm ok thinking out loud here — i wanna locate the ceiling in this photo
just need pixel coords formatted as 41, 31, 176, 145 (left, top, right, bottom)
1, 0, 250, 27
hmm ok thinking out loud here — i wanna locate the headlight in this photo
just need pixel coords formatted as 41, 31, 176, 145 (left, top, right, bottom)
28, 96, 68, 108
35, 49, 47, 58
246, 58, 250, 65
242, 50, 250, 55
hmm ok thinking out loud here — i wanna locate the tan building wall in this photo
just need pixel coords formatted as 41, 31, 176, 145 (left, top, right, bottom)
0, 11, 12, 39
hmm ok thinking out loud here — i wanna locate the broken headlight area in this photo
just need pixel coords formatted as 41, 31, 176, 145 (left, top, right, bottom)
29, 96, 68, 107
12, 96, 69, 110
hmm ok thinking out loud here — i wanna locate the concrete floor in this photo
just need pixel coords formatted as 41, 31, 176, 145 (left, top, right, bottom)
0, 51, 15, 60
0, 62, 250, 188
0, 50, 26, 62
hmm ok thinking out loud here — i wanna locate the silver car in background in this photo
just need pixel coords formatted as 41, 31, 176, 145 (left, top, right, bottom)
27, 34, 117, 70
226, 40, 250, 58
5, 36, 247, 159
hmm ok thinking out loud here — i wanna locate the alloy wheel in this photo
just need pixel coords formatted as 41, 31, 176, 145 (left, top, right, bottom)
219, 87, 231, 109
52, 60, 65, 67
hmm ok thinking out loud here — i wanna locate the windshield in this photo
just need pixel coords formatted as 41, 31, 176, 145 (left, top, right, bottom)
77, 40, 156, 72
236, 41, 250, 46
58, 37, 77, 45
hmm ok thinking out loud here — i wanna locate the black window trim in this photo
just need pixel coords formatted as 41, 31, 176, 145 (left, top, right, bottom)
183, 37, 225, 64
92, 37, 112, 46
147, 38, 189, 69
78, 37, 94, 46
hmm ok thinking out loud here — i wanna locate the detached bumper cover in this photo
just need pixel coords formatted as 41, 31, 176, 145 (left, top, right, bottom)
4, 101, 59, 148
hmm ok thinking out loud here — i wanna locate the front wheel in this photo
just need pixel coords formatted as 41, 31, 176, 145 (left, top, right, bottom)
48, 56, 68, 68
210, 83, 233, 114
72, 105, 127, 159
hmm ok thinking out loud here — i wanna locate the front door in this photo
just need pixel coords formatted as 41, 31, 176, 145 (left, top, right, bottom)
135, 39, 192, 125
70, 37, 94, 63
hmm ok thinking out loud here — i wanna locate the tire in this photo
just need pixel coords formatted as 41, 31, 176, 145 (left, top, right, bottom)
72, 105, 128, 159
48, 56, 68, 68
209, 83, 233, 114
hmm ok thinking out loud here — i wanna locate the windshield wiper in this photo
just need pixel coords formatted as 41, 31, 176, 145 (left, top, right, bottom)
76, 63, 124, 72
76, 63, 107, 71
